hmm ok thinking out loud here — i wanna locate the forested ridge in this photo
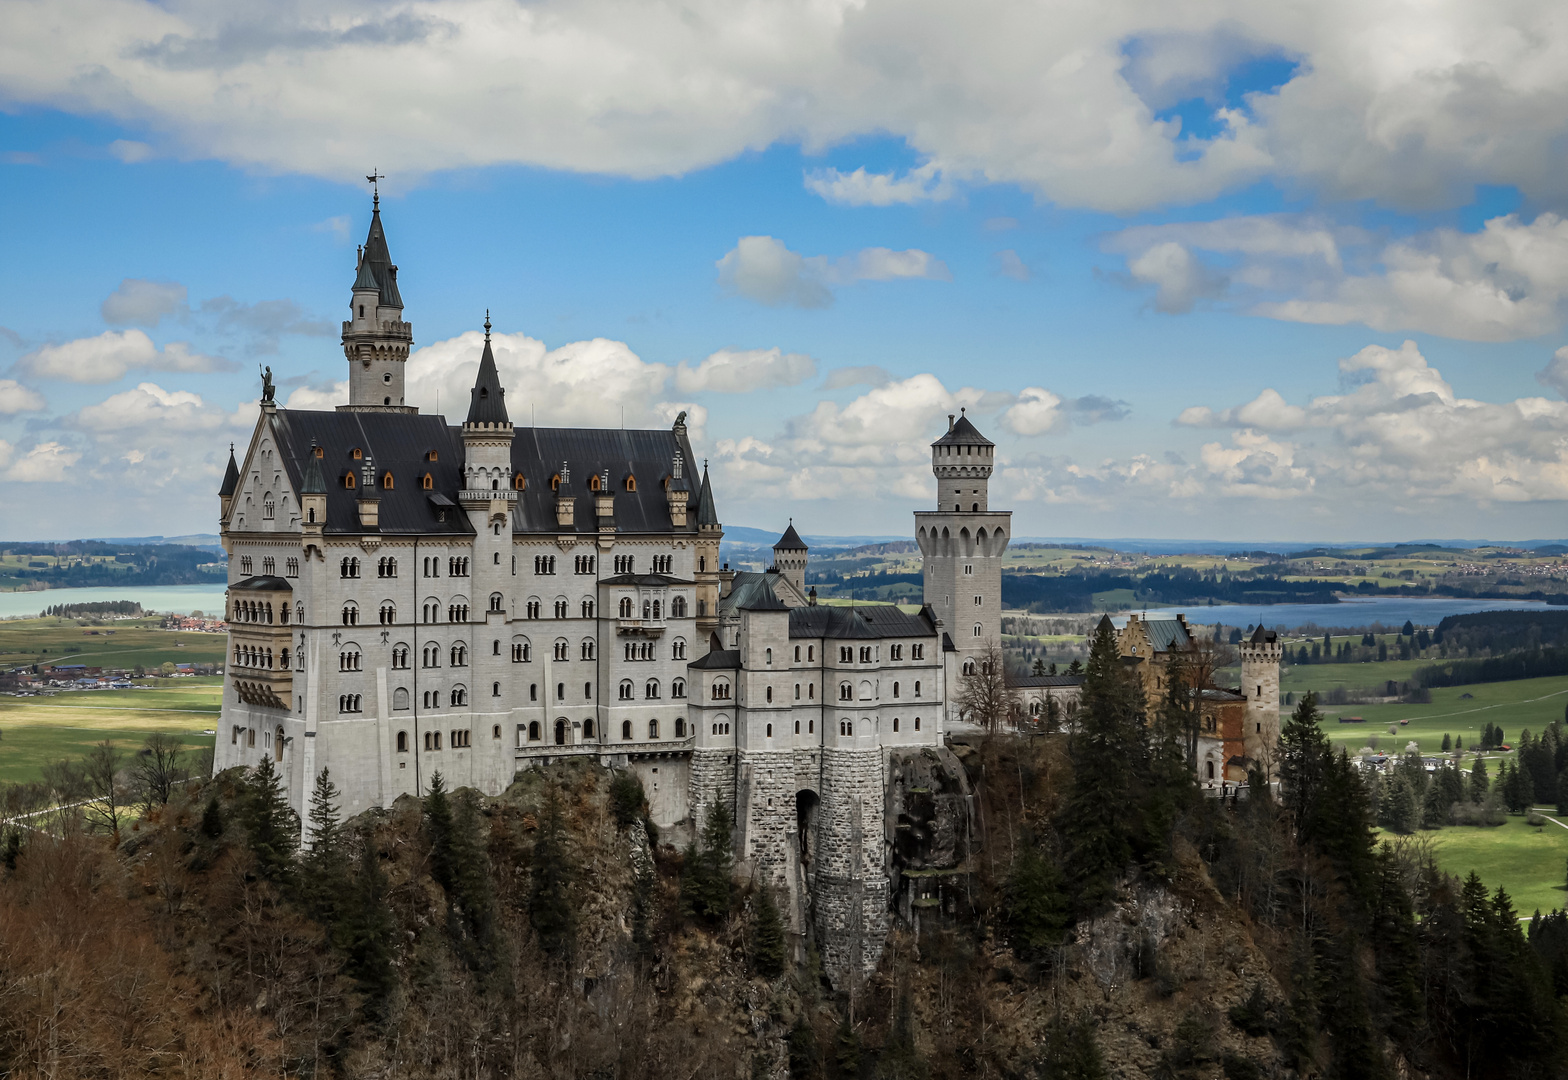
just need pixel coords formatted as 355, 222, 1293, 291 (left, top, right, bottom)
1, 625, 1564, 1078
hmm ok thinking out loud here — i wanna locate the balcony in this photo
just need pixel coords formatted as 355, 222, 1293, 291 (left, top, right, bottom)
458, 487, 519, 506
616, 618, 667, 636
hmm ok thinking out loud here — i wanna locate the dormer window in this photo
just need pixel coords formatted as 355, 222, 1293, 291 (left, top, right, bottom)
421, 473, 433, 490
551, 474, 561, 491
588, 474, 602, 492
513, 473, 525, 490
313, 446, 324, 459
344, 472, 356, 489
425, 450, 438, 461
624, 474, 636, 492
382, 472, 394, 490
351, 448, 363, 460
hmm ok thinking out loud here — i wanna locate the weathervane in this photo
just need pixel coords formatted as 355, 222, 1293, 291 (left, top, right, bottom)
366, 168, 384, 206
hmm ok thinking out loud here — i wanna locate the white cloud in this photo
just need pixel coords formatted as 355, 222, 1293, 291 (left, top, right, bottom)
1003, 388, 1067, 436
108, 138, 154, 163
1126, 241, 1227, 314
1537, 346, 1568, 399
716, 236, 949, 308
822, 366, 893, 390
17, 329, 231, 383
101, 278, 187, 327
284, 380, 349, 411
0, 379, 46, 414
4, 441, 80, 483
8, 3, 1568, 216
1177, 388, 1309, 431
803, 163, 953, 207
1111, 212, 1568, 341
994, 250, 1029, 281
674, 347, 817, 394
403, 330, 674, 432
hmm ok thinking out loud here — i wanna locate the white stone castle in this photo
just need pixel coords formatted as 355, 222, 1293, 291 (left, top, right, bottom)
213, 198, 1018, 978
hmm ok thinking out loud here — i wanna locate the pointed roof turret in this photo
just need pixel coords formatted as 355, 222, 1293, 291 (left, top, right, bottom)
696, 461, 719, 526
464, 312, 510, 427
301, 445, 327, 494
774, 520, 807, 551
218, 443, 240, 497
933, 407, 994, 448
360, 198, 402, 309
352, 246, 379, 292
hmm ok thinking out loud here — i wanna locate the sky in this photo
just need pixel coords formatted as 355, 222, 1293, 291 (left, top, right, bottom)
4, 1, 1568, 544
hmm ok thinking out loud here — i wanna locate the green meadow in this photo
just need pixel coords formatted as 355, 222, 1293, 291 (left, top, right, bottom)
1380, 814, 1568, 919
1312, 674, 1568, 757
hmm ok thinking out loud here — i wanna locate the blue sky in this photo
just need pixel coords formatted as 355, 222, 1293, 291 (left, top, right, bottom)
3, 1, 1568, 543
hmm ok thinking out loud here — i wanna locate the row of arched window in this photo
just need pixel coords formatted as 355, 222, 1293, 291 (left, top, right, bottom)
338, 694, 362, 713
338, 650, 361, 671
234, 645, 286, 669
616, 678, 686, 700
377, 556, 398, 577
232, 599, 283, 624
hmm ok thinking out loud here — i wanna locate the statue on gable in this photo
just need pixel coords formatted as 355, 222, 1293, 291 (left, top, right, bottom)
260, 365, 275, 404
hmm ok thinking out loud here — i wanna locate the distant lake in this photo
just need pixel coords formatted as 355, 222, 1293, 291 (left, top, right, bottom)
1140, 596, 1555, 632
0, 584, 229, 619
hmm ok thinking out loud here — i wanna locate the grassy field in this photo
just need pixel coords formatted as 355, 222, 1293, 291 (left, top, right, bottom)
0, 616, 227, 670
0, 677, 221, 783
1312, 674, 1568, 756
1378, 815, 1568, 918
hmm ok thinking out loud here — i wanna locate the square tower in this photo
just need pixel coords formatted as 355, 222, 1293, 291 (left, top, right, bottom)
915, 410, 1010, 714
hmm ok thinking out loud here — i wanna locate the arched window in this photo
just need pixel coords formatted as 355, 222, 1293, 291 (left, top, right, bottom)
893, 717, 900, 732
554, 719, 567, 745
512, 640, 531, 662
528, 721, 541, 741
622, 720, 633, 740
765, 647, 772, 665
672, 638, 687, 660
645, 679, 660, 699
344, 471, 356, 489
619, 679, 634, 700
914, 680, 921, 697
382, 471, 394, 489
513, 472, 525, 490
712, 679, 730, 700
583, 718, 595, 738
492, 681, 500, 697
671, 596, 687, 618
892, 681, 900, 698
839, 682, 852, 701
397, 730, 408, 752
765, 686, 772, 703
648, 719, 659, 739
553, 639, 569, 661
675, 717, 686, 737
421, 472, 433, 490
490, 592, 504, 612
619, 597, 633, 617
341, 603, 359, 626
450, 687, 467, 706
581, 598, 595, 618
554, 599, 568, 618
580, 638, 595, 660
914, 717, 921, 731
808, 684, 815, 700
642, 599, 651, 619
671, 678, 686, 699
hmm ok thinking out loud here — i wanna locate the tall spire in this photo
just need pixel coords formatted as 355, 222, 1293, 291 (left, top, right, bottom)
341, 192, 415, 412
696, 461, 719, 527
360, 199, 402, 309
465, 312, 509, 427
218, 442, 240, 498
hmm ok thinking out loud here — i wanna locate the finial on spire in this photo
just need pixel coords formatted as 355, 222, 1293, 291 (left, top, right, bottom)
366, 168, 384, 207
960, 406, 966, 415
484, 309, 491, 339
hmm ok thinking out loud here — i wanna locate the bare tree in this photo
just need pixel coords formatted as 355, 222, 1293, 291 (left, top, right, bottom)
136, 732, 185, 812
83, 739, 127, 838
955, 641, 1015, 732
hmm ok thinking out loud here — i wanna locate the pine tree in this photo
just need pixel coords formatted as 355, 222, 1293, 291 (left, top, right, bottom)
529, 790, 575, 958
243, 754, 296, 881
1441, 732, 1452, 752
1469, 756, 1489, 803
1058, 617, 1147, 912
1037, 1018, 1109, 1080
302, 768, 348, 923
682, 794, 735, 923
424, 772, 455, 892
1003, 843, 1070, 958
1032, 657, 1046, 677
199, 793, 224, 838
447, 789, 499, 972
341, 828, 396, 1013
750, 883, 787, 979
1279, 692, 1331, 840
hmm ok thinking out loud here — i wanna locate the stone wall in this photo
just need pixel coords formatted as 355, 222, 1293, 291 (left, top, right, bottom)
688, 747, 735, 829
813, 747, 891, 982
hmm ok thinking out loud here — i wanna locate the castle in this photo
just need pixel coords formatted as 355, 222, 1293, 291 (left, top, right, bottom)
212, 197, 1275, 981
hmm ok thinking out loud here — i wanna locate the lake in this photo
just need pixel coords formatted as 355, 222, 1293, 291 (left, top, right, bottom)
0, 584, 230, 619
1140, 596, 1555, 633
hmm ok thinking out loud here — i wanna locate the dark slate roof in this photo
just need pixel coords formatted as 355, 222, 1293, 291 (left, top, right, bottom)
1111, 615, 1192, 653
352, 250, 379, 292
932, 410, 993, 447
774, 522, 807, 550
600, 573, 695, 587
695, 465, 719, 526
270, 409, 470, 535
689, 649, 741, 670
270, 406, 696, 538
360, 201, 402, 308
465, 328, 510, 426
509, 426, 696, 537
1012, 675, 1084, 689
300, 446, 326, 494
219, 446, 240, 497
719, 573, 780, 617
1250, 625, 1279, 644
739, 588, 788, 612
1201, 688, 1248, 703
787, 604, 937, 641
231, 575, 292, 592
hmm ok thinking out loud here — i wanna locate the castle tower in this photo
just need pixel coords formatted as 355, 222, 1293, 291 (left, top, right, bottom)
914, 410, 1011, 719
1240, 626, 1282, 777
772, 521, 808, 594
694, 463, 723, 642
340, 193, 416, 412
460, 314, 518, 644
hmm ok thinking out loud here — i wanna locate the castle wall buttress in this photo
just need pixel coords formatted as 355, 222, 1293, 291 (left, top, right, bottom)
813, 747, 890, 981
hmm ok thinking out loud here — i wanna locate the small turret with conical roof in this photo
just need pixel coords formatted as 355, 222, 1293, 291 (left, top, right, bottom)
218, 443, 241, 520
694, 460, 723, 640
460, 313, 517, 511
340, 191, 416, 413
772, 519, 808, 593
464, 314, 510, 428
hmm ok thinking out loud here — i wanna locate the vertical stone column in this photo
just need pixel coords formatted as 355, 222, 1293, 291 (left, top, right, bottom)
813, 747, 890, 983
